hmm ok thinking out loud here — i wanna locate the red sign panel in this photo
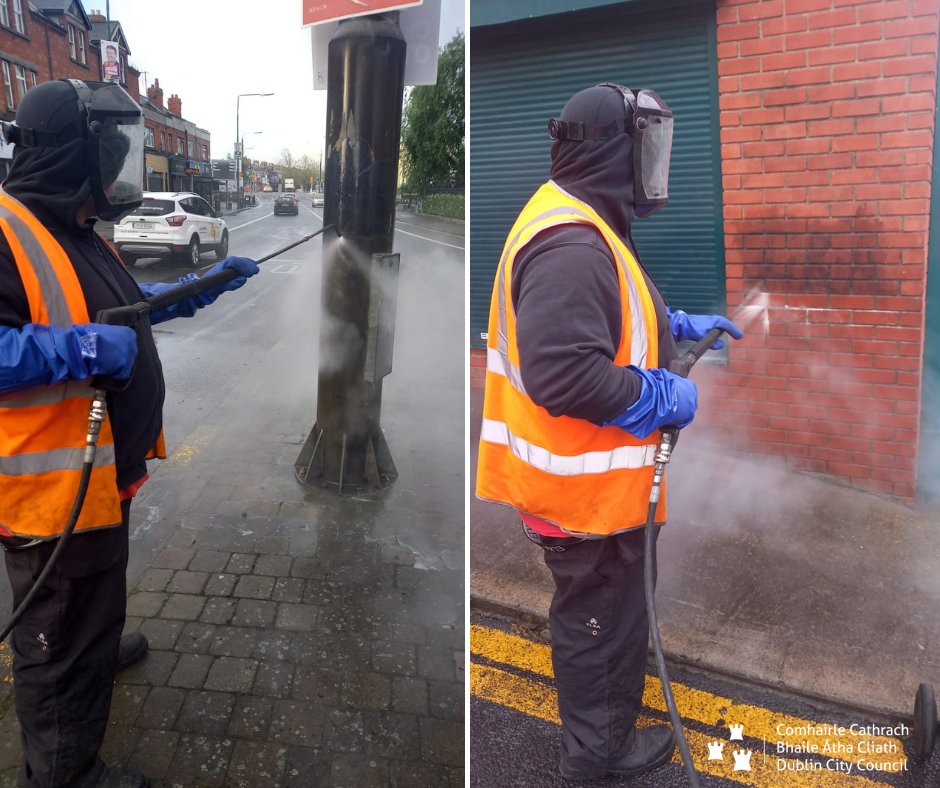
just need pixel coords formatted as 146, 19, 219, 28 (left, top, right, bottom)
303, 0, 423, 26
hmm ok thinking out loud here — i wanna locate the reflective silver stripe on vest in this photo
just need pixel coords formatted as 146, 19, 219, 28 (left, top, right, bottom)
486, 347, 527, 395
0, 443, 115, 476
480, 417, 655, 476
492, 188, 649, 396
0, 197, 72, 328
0, 380, 92, 409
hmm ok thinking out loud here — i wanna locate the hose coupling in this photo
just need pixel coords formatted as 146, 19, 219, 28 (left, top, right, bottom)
654, 431, 675, 465
84, 389, 107, 463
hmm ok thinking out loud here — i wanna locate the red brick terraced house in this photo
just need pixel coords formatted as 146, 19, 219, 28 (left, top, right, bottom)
0, 2, 211, 198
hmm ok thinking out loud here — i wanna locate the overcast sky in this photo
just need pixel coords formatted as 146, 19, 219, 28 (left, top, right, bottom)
106, 0, 465, 166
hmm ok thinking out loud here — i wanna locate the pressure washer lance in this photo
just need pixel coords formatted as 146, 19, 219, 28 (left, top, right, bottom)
644, 325, 725, 788
0, 224, 334, 644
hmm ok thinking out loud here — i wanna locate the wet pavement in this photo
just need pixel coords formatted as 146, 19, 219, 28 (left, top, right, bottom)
0, 204, 465, 787
470, 384, 940, 722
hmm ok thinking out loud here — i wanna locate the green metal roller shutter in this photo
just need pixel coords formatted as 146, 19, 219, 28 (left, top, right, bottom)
469, 0, 724, 347
919, 52, 940, 497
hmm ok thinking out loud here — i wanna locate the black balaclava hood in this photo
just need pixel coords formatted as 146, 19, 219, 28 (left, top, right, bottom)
550, 85, 635, 239
4, 79, 95, 230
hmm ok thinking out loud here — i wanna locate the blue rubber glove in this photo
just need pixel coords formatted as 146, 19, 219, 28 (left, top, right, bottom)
0, 323, 137, 394
140, 256, 260, 325
203, 256, 260, 301
667, 308, 743, 350
603, 366, 698, 439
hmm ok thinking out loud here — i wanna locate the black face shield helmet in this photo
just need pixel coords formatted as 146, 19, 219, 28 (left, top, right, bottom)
548, 83, 674, 218
1, 79, 144, 220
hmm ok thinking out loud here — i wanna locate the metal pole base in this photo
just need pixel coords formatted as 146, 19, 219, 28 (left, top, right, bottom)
294, 423, 398, 496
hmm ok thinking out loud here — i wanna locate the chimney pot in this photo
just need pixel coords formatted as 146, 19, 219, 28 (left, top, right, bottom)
146, 79, 164, 110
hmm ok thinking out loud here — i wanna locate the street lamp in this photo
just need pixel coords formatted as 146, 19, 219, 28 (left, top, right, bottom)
236, 92, 274, 189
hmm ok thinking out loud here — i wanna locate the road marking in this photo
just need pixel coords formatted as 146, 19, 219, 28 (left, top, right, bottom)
471, 663, 886, 787
162, 426, 216, 468
471, 625, 907, 785
227, 212, 275, 232
395, 226, 464, 250
305, 206, 463, 250
1, 641, 11, 684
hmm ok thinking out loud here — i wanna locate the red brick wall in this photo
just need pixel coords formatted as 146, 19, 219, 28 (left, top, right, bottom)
0, 14, 98, 116
715, 0, 940, 498
470, 347, 486, 391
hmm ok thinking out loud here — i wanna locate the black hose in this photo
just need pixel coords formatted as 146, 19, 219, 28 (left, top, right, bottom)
644, 500, 700, 787
0, 460, 92, 643
643, 325, 724, 785
0, 386, 108, 643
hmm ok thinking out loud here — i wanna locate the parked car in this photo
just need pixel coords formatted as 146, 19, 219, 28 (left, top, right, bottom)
274, 193, 299, 216
262, 184, 273, 193
312, 192, 324, 207
113, 192, 228, 267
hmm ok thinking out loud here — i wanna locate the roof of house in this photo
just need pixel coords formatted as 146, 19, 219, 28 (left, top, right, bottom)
89, 18, 129, 52
36, 0, 91, 29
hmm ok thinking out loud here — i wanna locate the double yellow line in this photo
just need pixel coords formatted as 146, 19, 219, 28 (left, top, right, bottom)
470, 624, 907, 786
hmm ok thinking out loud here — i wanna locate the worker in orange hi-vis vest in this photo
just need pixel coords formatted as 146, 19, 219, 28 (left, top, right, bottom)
476, 84, 742, 782
0, 79, 259, 788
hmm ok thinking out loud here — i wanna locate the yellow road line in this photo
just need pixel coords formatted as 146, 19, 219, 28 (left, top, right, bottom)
162, 426, 216, 468
471, 625, 909, 781
471, 662, 890, 787
0, 641, 11, 684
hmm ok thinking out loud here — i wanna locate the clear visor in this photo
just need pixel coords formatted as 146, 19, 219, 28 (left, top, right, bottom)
99, 119, 143, 206
639, 113, 673, 200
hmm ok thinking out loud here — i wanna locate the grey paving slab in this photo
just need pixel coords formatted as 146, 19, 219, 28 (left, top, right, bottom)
167, 653, 214, 690
175, 690, 236, 736
227, 694, 274, 739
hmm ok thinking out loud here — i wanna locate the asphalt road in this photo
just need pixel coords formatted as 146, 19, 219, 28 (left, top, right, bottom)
470, 611, 940, 788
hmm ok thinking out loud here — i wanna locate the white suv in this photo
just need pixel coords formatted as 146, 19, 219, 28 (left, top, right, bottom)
113, 192, 229, 267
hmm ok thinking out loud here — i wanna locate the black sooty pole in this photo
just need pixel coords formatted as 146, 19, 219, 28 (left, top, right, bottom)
295, 12, 405, 495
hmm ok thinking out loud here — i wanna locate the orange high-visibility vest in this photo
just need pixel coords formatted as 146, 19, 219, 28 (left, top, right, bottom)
476, 180, 666, 537
0, 191, 164, 539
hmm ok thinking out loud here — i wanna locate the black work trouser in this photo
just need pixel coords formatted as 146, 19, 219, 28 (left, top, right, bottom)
3, 500, 130, 788
527, 524, 658, 773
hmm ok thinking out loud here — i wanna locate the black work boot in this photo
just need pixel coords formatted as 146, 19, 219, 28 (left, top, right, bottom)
116, 633, 148, 672
607, 725, 676, 777
93, 764, 152, 788
559, 726, 675, 781
66, 757, 152, 788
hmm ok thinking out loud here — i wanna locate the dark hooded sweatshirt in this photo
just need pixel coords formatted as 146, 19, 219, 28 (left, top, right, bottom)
511, 86, 678, 425
0, 136, 165, 492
